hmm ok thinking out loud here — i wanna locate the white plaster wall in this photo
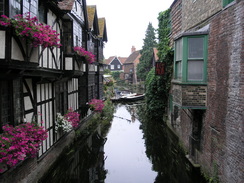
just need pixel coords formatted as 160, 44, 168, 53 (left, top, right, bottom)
65, 57, 73, 70
0, 31, 5, 59
11, 38, 24, 61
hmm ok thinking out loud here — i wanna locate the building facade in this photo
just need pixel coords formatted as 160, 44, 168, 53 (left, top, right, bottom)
168, 0, 243, 182
0, 0, 107, 181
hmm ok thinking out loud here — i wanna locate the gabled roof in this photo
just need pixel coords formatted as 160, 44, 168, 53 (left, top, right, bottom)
57, 0, 75, 11
124, 50, 141, 64
105, 56, 128, 65
98, 17, 108, 42
87, 5, 99, 34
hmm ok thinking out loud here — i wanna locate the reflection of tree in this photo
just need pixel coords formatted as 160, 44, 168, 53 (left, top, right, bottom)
137, 106, 206, 183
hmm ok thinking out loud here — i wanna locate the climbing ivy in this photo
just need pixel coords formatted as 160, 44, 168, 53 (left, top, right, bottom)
144, 9, 173, 121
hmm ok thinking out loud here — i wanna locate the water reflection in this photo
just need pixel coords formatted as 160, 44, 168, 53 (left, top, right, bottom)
137, 103, 207, 183
104, 103, 157, 183
39, 101, 206, 183
39, 131, 107, 183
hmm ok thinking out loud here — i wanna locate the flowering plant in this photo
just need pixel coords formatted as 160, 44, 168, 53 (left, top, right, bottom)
64, 108, 80, 128
0, 13, 61, 48
55, 113, 73, 133
88, 99, 105, 112
55, 109, 80, 133
73, 46, 95, 64
0, 123, 48, 172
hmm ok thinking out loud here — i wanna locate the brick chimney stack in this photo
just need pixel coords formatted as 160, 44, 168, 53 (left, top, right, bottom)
131, 46, 136, 53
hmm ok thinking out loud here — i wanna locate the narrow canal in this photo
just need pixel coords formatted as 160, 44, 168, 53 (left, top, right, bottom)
40, 102, 207, 183
104, 103, 157, 183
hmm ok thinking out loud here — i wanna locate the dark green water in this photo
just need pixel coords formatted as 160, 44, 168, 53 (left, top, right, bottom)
39, 102, 206, 183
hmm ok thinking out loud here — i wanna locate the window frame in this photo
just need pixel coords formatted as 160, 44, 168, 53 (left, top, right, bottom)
10, 0, 38, 18
174, 35, 208, 84
223, 0, 234, 7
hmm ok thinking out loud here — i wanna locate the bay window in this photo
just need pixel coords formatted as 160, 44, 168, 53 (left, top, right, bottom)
174, 35, 208, 83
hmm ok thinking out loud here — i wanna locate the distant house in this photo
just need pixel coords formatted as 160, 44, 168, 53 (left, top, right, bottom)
105, 56, 127, 71
123, 46, 141, 84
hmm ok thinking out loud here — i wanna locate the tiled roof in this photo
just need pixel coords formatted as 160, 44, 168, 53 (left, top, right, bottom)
118, 57, 127, 64
98, 17, 108, 42
105, 56, 128, 65
124, 50, 141, 64
57, 0, 75, 11
87, 5, 96, 29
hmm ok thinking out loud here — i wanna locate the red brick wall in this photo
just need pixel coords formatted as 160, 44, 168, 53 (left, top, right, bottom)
202, 2, 244, 182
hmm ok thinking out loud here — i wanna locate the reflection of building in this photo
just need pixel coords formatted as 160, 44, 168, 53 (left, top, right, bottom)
39, 130, 107, 183
168, 0, 243, 182
123, 46, 141, 84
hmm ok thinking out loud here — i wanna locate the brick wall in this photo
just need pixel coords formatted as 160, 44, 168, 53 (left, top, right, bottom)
182, 85, 207, 107
170, 0, 182, 46
172, 84, 207, 107
182, 0, 222, 31
202, 1, 244, 182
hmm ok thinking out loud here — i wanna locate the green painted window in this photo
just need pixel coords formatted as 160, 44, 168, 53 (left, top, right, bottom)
223, 0, 234, 7
175, 38, 182, 80
174, 35, 208, 83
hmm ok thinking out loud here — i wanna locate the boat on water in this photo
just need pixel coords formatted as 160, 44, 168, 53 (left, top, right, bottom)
111, 91, 145, 102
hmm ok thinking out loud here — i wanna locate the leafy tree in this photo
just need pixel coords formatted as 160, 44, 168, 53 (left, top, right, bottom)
144, 9, 173, 121
111, 71, 121, 81
137, 23, 157, 81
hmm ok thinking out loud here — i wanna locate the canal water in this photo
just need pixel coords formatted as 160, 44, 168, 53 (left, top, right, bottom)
40, 102, 206, 183
104, 103, 157, 183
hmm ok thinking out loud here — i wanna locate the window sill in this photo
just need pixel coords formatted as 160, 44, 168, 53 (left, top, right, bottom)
172, 79, 207, 85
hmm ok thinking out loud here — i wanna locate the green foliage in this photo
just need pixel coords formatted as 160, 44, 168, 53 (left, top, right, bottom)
137, 23, 157, 81
144, 9, 173, 122
145, 69, 165, 121
111, 71, 121, 81
157, 9, 172, 61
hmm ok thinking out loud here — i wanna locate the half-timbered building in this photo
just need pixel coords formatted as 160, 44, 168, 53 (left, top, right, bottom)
0, 0, 107, 181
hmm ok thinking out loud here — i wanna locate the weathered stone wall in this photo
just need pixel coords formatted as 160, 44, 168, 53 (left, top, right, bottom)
203, 1, 244, 182
170, 0, 182, 46
182, 0, 222, 31
170, 0, 244, 182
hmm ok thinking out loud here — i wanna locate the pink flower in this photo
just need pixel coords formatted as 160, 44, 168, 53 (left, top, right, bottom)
0, 13, 61, 48
73, 46, 95, 64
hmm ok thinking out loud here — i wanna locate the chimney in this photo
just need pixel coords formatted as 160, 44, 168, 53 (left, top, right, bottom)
131, 46, 136, 53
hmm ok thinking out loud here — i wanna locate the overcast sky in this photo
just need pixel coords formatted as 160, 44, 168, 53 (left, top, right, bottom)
87, 0, 174, 58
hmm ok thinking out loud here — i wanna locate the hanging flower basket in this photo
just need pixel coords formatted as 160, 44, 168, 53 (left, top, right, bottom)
0, 123, 48, 173
88, 99, 105, 112
55, 108, 80, 133
0, 13, 61, 48
73, 46, 95, 64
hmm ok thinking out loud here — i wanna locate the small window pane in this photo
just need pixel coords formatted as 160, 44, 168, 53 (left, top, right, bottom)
188, 37, 204, 59
0, 0, 4, 16
188, 60, 204, 80
110, 65, 114, 69
117, 65, 121, 69
175, 38, 182, 61
10, 0, 21, 17
176, 61, 182, 79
